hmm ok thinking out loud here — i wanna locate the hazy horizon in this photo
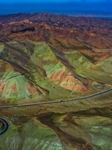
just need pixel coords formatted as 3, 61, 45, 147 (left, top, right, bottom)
0, 0, 112, 17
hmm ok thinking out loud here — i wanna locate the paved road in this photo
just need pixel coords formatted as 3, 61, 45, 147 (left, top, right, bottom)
0, 88, 112, 135
0, 118, 9, 135
0, 88, 112, 109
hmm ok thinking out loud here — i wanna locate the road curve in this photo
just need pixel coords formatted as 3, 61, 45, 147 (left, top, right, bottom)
0, 88, 112, 109
0, 118, 9, 135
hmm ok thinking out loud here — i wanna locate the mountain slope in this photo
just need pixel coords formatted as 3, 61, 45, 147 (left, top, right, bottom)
0, 40, 112, 150
0, 39, 112, 104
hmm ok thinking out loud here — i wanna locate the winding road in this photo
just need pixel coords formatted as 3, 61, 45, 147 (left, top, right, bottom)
0, 118, 9, 135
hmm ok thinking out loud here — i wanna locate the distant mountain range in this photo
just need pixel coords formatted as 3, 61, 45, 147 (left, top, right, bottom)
0, 12, 112, 23
0, 13, 112, 51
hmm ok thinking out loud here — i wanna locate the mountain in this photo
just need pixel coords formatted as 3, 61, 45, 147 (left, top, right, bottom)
0, 40, 85, 103
0, 13, 112, 52
0, 39, 112, 104
0, 13, 112, 150
0, 13, 112, 75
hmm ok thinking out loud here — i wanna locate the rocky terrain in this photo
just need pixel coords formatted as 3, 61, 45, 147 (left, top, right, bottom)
0, 13, 112, 53
0, 13, 112, 150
